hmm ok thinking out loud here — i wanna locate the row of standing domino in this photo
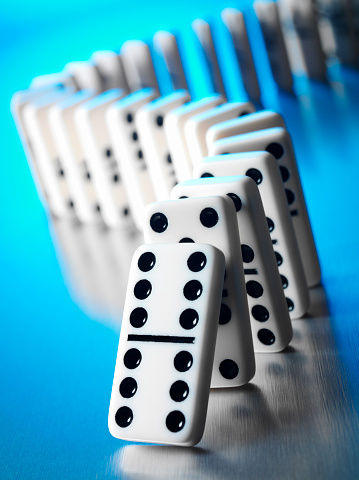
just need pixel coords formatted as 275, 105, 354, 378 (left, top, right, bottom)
11, 2, 335, 447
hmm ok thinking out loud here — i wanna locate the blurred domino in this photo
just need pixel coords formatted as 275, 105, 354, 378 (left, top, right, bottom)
164, 95, 224, 183
121, 40, 160, 93
153, 31, 189, 91
108, 242, 225, 446
144, 195, 256, 388
221, 8, 261, 104
172, 176, 293, 351
75, 89, 134, 228
106, 89, 159, 230
65, 61, 104, 92
30, 72, 77, 90
184, 101, 255, 167
91, 51, 130, 92
136, 90, 191, 201
194, 152, 309, 319
209, 128, 321, 288
192, 19, 227, 98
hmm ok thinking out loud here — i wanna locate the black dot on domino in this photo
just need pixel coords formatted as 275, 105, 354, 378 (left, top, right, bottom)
174, 351, 193, 372
267, 217, 275, 232
280, 165, 290, 182
266, 142, 284, 160
219, 359, 239, 379
137, 150, 143, 159
246, 280, 264, 298
183, 280, 203, 301
246, 168, 263, 185
150, 212, 168, 232
200, 207, 219, 228
281, 275, 289, 289
113, 174, 119, 183
252, 305, 270, 322
126, 113, 133, 123
179, 309, 199, 330
119, 377, 137, 398
275, 252, 283, 266
138, 252, 156, 272
130, 307, 148, 328
286, 298, 294, 311
239, 110, 250, 116
219, 304, 232, 325
187, 252, 207, 272
241, 244, 255, 263
179, 237, 194, 243
167, 153, 172, 164
258, 329, 276, 345
179, 196, 188, 199
132, 131, 138, 141
285, 189, 295, 205
115, 406, 133, 428
226, 193, 242, 211
106, 148, 112, 157
156, 115, 164, 127
201, 172, 214, 178
169, 381, 189, 402
124, 348, 142, 369
166, 411, 185, 432
134, 280, 152, 299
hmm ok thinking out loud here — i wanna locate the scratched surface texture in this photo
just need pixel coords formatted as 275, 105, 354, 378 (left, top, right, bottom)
1, 0, 359, 478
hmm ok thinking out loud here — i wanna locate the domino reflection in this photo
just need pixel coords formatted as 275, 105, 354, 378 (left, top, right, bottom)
111, 286, 359, 479
49, 218, 143, 329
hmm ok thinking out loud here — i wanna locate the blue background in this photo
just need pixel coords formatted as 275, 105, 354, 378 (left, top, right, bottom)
1, 0, 359, 478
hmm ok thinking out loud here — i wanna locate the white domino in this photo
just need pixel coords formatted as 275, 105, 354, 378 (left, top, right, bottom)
75, 89, 134, 228
136, 90, 191, 201
30, 71, 77, 90
221, 8, 261, 104
120, 40, 160, 93
91, 50, 130, 92
184, 101, 255, 168
144, 195, 256, 388
164, 95, 224, 183
194, 152, 309, 319
254, 1, 293, 92
22, 88, 76, 218
65, 61, 103, 92
153, 31, 189, 91
192, 19, 227, 98
108, 242, 225, 446
209, 128, 321, 288
49, 89, 101, 223
172, 176, 293, 352
106, 89, 159, 230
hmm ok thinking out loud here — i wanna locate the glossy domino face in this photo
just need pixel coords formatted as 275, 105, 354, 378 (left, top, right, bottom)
194, 152, 309, 318
75, 89, 134, 228
108, 243, 225, 446
143, 195, 255, 388
136, 91, 190, 201
106, 89, 159, 230
172, 175, 293, 352
209, 127, 321, 287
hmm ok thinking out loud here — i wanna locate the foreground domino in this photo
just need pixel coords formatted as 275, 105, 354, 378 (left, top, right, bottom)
209, 128, 320, 288
144, 195, 255, 388
108, 243, 225, 446
194, 152, 309, 318
172, 176, 293, 351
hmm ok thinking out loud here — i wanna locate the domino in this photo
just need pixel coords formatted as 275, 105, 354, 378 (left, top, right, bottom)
106, 89, 159, 230
194, 152, 309, 319
91, 50, 130, 92
75, 89, 134, 228
164, 95, 224, 183
120, 40, 160, 93
221, 8, 261, 104
206, 110, 286, 148
208, 128, 321, 288
65, 61, 104, 92
192, 19, 227, 98
30, 71, 77, 90
22, 87, 77, 218
172, 176, 293, 352
108, 242, 226, 446
254, 1, 293, 93
136, 90, 191, 201
143, 195, 256, 388
153, 31, 189, 91
49, 89, 101, 223
184, 101, 255, 168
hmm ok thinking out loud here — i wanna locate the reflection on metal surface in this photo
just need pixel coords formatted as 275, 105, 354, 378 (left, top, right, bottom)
50, 218, 143, 329
111, 286, 359, 479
